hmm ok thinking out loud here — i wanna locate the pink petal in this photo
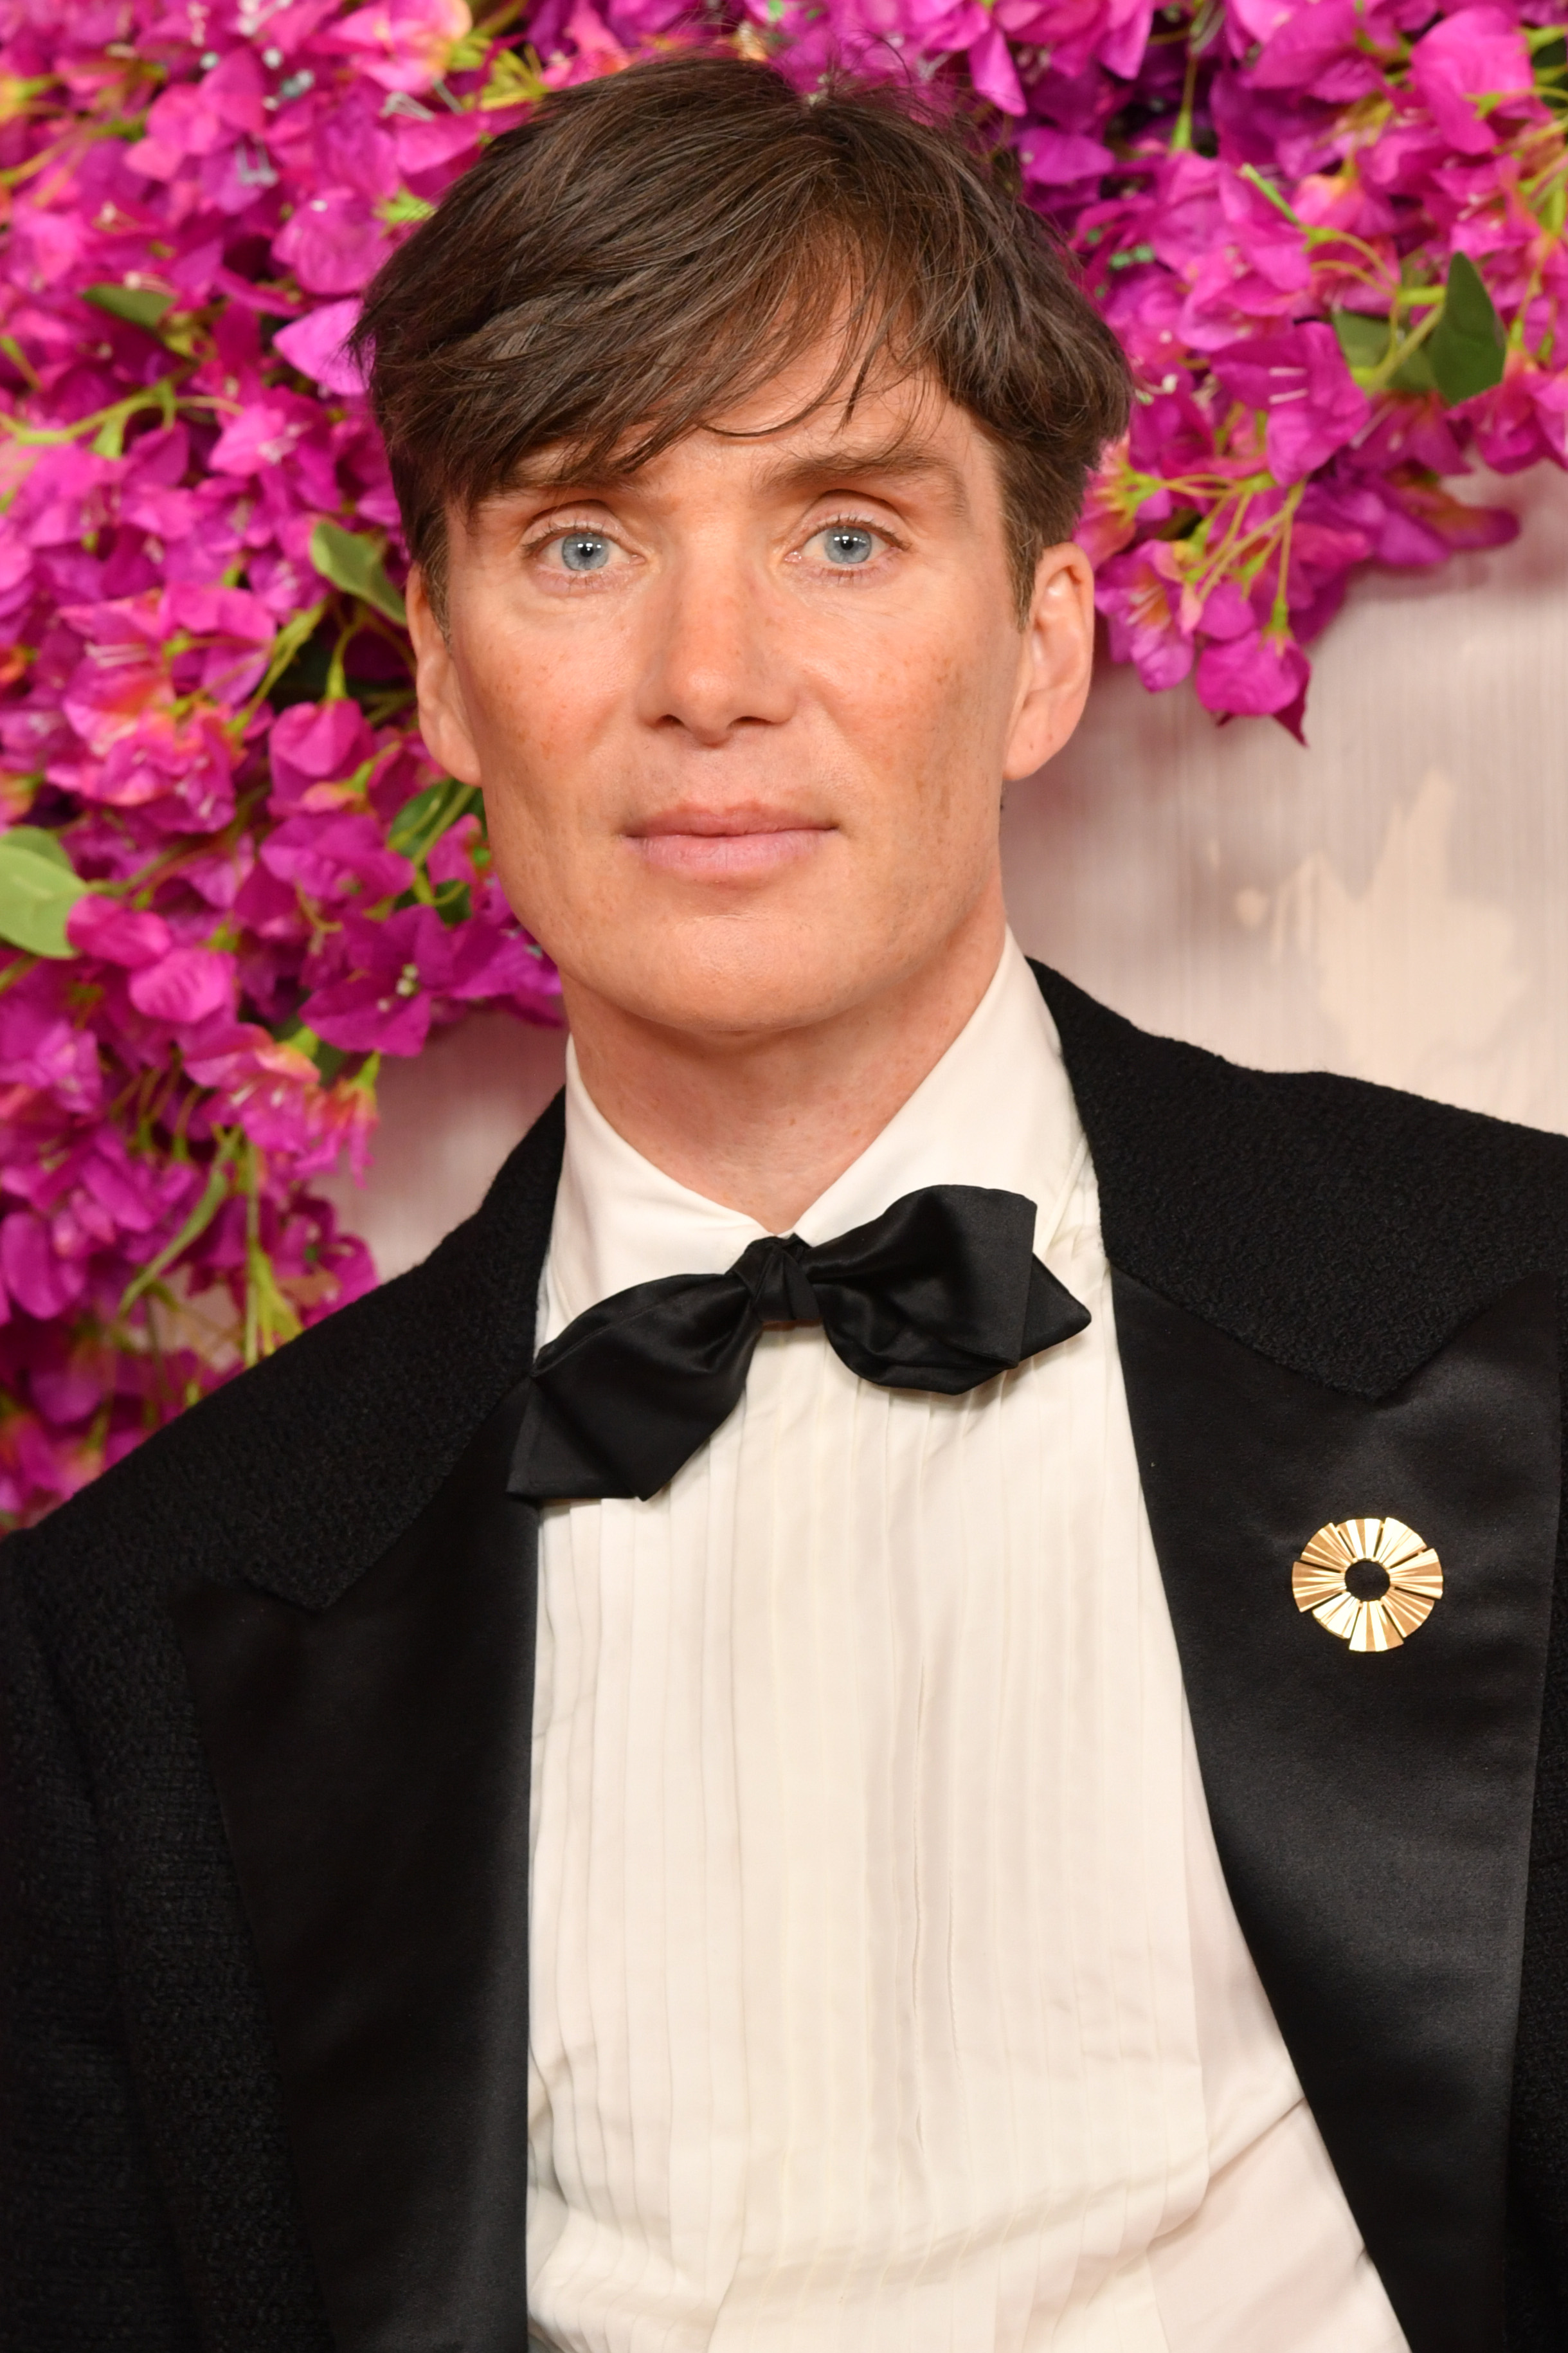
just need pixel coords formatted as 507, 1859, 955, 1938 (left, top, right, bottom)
1195, 628, 1310, 718
302, 972, 433, 1055
1, 1210, 87, 1320
128, 947, 238, 1027
66, 898, 173, 968
273, 301, 368, 397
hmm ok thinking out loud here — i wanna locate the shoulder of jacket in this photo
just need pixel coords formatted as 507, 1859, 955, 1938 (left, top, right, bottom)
1032, 960, 1568, 1395
6, 1093, 565, 1624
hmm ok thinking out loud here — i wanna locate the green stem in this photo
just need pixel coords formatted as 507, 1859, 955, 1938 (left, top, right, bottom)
118, 1142, 236, 1320
1362, 300, 1441, 390
1170, 43, 1201, 153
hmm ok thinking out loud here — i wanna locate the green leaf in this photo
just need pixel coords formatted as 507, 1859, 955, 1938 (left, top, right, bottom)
5, 826, 72, 873
309, 521, 407, 625
1430, 253, 1506, 406
1389, 341, 1439, 395
1333, 308, 1439, 394
82, 283, 174, 331
0, 828, 91, 959
1332, 309, 1390, 380
388, 776, 481, 860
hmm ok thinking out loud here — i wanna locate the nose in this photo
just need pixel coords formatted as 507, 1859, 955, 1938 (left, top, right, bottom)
634, 539, 796, 747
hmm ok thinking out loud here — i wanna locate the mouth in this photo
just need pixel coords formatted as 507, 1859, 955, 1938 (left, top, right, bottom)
624, 803, 835, 881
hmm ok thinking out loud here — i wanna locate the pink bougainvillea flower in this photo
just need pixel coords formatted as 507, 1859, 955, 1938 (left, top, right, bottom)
261, 811, 415, 905
1195, 626, 1310, 719
128, 946, 239, 1028
208, 399, 319, 478
330, 0, 474, 91
273, 300, 368, 396
127, 48, 268, 178
1211, 325, 1371, 484
65, 898, 172, 967
1374, 475, 1521, 562
0, 985, 103, 1114
30, 1343, 112, 1428
1095, 541, 1196, 691
968, 24, 1026, 114
269, 698, 380, 811
542, 0, 629, 80
1147, 151, 1225, 281
75, 1134, 184, 1237
1245, 0, 1380, 102
1409, 8, 1536, 157
447, 918, 557, 1003
164, 585, 278, 704
1, 1210, 87, 1322
426, 813, 481, 887
1017, 127, 1115, 188
182, 1018, 345, 1167
302, 904, 455, 1055
1470, 363, 1568, 473
273, 191, 393, 295
994, 0, 1152, 77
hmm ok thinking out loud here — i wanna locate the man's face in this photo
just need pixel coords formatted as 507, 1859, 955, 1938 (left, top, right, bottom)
410, 346, 1094, 1042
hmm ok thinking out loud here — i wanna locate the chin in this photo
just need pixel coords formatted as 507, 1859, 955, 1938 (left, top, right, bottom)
596, 930, 885, 1039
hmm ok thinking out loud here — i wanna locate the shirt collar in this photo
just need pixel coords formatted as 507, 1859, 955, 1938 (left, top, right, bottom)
543, 936, 1086, 1334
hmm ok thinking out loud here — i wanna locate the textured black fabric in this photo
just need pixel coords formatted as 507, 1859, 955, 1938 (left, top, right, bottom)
511, 1184, 1090, 1500
8, 977, 1568, 2346
174, 1384, 539, 2353
0, 1097, 564, 2351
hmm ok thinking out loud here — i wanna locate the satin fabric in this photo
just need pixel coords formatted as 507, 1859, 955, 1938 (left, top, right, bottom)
1113, 1268, 1561, 2353
510, 1186, 1090, 1502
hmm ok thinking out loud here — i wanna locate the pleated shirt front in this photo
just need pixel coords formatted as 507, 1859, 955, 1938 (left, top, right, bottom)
526, 940, 1405, 2353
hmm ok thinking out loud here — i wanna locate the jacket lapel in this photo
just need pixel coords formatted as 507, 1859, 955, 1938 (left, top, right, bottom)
168, 1104, 564, 2353
1037, 963, 1567, 2353
1113, 1269, 1558, 2353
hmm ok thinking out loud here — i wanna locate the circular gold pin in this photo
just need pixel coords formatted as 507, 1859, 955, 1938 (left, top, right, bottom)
1292, 1516, 1443, 1653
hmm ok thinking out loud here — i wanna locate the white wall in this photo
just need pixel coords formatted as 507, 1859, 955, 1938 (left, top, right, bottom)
322, 462, 1568, 1283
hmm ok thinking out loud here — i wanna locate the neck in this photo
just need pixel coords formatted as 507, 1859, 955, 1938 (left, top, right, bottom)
560, 880, 1009, 1232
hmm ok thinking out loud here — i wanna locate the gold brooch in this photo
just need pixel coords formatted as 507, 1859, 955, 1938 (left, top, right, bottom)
1292, 1517, 1443, 1653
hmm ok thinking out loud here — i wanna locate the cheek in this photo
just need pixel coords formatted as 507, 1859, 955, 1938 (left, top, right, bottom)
827, 613, 1009, 812
457, 621, 626, 812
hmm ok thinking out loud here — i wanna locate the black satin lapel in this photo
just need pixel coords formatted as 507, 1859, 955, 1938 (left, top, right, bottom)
170, 1379, 538, 2353
1113, 1269, 1561, 2353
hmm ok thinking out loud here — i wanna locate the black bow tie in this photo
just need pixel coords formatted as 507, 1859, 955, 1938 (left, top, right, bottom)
508, 1183, 1090, 1503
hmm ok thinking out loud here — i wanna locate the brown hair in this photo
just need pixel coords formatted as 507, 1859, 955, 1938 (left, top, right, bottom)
355, 52, 1131, 624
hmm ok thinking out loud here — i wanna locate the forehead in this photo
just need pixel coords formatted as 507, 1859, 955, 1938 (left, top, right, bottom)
497, 352, 989, 509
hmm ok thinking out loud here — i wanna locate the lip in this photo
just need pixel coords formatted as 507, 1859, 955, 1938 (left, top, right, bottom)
625, 804, 834, 881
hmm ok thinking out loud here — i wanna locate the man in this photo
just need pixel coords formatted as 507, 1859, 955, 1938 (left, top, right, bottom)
3, 51, 1567, 2353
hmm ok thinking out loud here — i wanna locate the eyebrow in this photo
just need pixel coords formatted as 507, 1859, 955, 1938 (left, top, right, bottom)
495, 432, 970, 512
750, 434, 971, 509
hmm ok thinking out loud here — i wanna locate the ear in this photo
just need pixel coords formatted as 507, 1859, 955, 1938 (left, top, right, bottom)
407, 565, 483, 787
1002, 541, 1095, 783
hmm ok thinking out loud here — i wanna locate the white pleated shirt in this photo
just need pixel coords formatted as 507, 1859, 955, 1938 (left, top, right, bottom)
526, 938, 1409, 2353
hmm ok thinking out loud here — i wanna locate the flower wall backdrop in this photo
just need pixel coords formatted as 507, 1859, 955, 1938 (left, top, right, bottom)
0, 0, 1562, 1520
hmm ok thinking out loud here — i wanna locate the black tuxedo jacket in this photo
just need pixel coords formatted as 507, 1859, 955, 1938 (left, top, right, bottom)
7, 963, 1568, 2353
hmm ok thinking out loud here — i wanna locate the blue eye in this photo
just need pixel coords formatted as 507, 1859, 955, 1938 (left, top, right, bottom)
558, 532, 611, 573
820, 525, 876, 567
